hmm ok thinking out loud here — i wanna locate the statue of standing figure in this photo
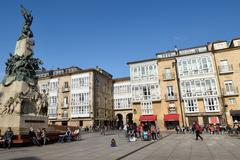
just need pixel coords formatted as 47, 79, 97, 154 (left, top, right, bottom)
19, 5, 33, 40
36, 90, 48, 116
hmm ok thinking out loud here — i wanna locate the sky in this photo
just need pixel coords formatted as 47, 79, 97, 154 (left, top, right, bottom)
0, 0, 240, 79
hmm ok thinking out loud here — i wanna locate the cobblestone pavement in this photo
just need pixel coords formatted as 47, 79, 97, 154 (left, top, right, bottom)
0, 132, 239, 160
122, 133, 240, 160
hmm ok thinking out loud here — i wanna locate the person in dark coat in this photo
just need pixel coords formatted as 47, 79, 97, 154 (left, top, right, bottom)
3, 127, 14, 149
29, 127, 41, 146
194, 121, 203, 141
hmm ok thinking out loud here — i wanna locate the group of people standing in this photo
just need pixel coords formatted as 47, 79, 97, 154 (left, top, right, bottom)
123, 123, 161, 142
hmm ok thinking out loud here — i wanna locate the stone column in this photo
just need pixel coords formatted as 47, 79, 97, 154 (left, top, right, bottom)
123, 113, 127, 125
185, 117, 189, 127
198, 116, 204, 125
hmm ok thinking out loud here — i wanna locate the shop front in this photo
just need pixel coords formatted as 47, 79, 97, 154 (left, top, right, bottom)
139, 115, 157, 129
164, 114, 179, 129
230, 110, 240, 123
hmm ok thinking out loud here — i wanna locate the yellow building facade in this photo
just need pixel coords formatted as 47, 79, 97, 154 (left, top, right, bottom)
211, 38, 240, 126
128, 37, 240, 129
37, 66, 114, 128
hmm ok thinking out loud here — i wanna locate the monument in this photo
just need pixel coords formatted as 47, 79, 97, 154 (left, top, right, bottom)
0, 5, 48, 136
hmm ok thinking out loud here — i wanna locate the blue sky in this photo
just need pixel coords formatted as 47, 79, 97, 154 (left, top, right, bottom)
0, 0, 239, 79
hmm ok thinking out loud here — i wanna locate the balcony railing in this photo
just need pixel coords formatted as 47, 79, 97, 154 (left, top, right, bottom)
62, 86, 70, 92
165, 93, 178, 101
61, 103, 69, 108
142, 95, 151, 100
222, 87, 239, 96
163, 73, 175, 80
218, 64, 233, 74
48, 113, 57, 119
61, 113, 69, 119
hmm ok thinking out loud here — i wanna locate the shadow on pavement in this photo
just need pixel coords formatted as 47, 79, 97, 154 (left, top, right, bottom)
9, 157, 41, 160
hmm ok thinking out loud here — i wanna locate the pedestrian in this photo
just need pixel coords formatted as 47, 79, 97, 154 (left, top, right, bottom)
3, 127, 14, 149
29, 127, 41, 146
150, 125, 157, 141
194, 121, 203, 141
175, 125, 179, 134
100, 125, 105, 135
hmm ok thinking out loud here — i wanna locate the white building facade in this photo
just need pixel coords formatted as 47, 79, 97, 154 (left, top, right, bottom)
128, 60, 161, 120
70, 73, 91, 118
176, 46, 222, 125
113, 78, 132, 127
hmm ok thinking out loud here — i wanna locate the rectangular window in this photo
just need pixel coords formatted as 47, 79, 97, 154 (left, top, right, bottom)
220, 60, 229, 72
142, 86, 151, 100
141, 66, 146, 76
202, 57, 208, 70
184, 99, 198, 113
204, 97, 219, 112
182, 61, 188, 76
64, 82, 69, 88
167, 86, 174, 96
224, 80, 234, 94
64, 97, 68, 105
229, 98, 236, 104
141, 101, 153, 115
164, 68, 172, 79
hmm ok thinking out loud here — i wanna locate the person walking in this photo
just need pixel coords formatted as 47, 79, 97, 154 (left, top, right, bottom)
3, 127, 14, 149
194, 121, 203, 141
175, 125, 179, 134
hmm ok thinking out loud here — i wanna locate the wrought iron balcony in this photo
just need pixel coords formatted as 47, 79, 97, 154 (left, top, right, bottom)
163, 73, 175, 81
218, 64, 233, 74
222, 87, 239, 97
165, 93, 178, 101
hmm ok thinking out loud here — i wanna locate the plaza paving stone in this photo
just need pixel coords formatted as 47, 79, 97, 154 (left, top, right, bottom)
0, 132, 240, 160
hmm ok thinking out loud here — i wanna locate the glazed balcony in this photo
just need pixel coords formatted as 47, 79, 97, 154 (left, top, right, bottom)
218, 64, 233, 74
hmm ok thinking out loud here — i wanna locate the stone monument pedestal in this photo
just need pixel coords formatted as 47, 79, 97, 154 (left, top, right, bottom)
0, 114, 48, 135
0, 81, 48, 136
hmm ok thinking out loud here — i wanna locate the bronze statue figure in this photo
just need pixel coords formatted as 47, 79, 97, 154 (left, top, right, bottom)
19, 5, 33, 40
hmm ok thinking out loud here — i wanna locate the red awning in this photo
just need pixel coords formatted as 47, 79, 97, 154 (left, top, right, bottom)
164, 114, 179, 121
139, 115, 157, 122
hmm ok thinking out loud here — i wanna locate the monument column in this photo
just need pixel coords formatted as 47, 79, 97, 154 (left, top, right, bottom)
0, 5, 48, 136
